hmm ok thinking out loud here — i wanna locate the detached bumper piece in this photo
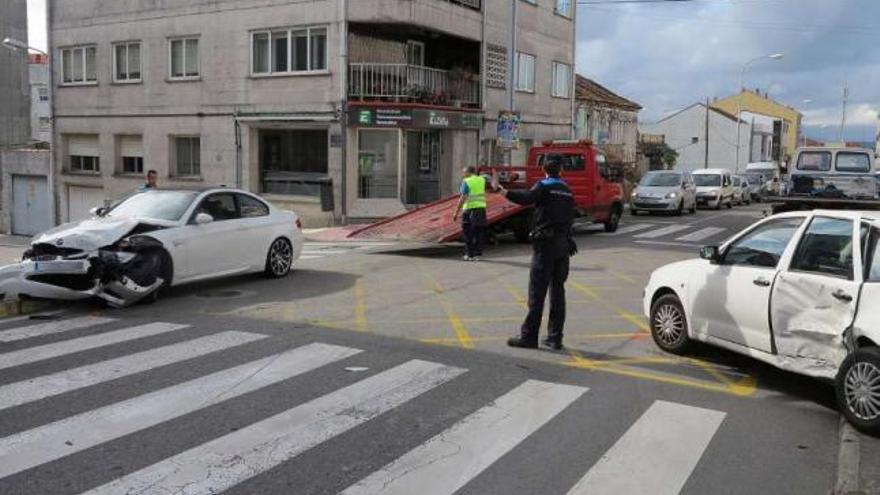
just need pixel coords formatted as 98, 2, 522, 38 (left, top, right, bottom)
0, 250, 164, 308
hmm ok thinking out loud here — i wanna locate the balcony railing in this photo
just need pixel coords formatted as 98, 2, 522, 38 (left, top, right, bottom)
349, 63, 480, 107
447, 0, 481, 9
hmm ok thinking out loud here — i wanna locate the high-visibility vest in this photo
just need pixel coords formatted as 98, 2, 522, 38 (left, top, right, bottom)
463, 175, 487, 210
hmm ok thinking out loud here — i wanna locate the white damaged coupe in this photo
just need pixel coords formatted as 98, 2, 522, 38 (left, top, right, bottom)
644, 210, 880, 435
0, 188, 303, 308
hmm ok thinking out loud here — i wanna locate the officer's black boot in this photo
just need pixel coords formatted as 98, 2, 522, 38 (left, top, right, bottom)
507, 336, 538, 349
541, 338, 564, 351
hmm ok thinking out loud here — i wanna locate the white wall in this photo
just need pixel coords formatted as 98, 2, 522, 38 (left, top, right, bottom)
29, 63, 51, 143
640, 104, 751, 173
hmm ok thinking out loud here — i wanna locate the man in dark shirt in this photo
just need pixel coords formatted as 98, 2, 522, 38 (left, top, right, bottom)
497, 155, 575, 350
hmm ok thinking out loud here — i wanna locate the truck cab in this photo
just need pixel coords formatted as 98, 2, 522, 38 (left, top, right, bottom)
525, 140, 625, 232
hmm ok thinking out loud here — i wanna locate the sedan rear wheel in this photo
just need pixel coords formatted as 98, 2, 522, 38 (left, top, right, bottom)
650, 294, 691, 355
265, 238, 293, 278
837, 348, 880, 436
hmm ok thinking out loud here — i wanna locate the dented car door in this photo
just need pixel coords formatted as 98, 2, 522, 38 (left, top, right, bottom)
771, 216, 863, 374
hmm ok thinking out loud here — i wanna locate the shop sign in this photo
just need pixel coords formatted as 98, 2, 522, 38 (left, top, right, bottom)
351, 106, 482, 130
496, 110, 520, 149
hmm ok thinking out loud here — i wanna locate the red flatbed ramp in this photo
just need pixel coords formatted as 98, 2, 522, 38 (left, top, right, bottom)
347, 194, 527, 243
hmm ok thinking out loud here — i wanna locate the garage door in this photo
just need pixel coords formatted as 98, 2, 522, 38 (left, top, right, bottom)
67, 185, 105, 222
11, 175, 51, 236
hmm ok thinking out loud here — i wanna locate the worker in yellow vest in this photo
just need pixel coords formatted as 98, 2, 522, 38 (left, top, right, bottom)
452, 166, 493, 261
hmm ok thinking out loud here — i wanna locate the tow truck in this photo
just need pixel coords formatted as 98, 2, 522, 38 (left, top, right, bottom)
766, 146, 880, 214
348, 140, 625, 243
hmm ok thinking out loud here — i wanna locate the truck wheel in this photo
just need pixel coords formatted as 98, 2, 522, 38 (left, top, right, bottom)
836, 347, 880, 436
650, 294, 691, 355
604, 206, 621, 233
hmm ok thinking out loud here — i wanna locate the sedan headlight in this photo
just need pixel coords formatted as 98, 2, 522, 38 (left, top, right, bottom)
707, 191, 718, 198
665, 192, 678, 199
631, 190, 638, 198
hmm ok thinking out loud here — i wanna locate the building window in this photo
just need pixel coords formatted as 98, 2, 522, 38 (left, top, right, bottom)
515, 52, 535, 92
358, 130, 400, 199
252, 26, 327, 75
556, 0, 572, 17
173, 136, 201, 176
117, 135, 144, 174
552, 62, 571, 98
113, 41, 142, 83
61, 45, 97, 84
169, 38, 199, 79
486, 44, 507, 90
38, 87, 49, 102
39, 117, 50, 130
66, 134, 100, 173
260, 129, 329, 196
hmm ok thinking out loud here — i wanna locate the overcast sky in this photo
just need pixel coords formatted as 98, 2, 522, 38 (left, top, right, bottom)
26, 0, 880, 142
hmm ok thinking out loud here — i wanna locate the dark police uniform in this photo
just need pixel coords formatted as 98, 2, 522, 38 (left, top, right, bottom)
505, 176, 575, 347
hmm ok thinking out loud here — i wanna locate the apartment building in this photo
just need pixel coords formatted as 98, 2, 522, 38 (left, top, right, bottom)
0, 0, 30, 148
29, 54, 51, 143
49, 0, 576, 225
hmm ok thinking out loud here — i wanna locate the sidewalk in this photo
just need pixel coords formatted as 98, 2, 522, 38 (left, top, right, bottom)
0, 234, 29, 264
302, 225, 368, 242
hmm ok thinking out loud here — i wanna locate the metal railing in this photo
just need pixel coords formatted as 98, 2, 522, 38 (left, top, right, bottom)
348, 63, 480, 106
448, 0, 481, 9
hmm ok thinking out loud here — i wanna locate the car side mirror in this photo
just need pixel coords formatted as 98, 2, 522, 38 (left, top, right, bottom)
700, 245, 721, 264
195, 213, 214, 225
89, 206, 107, 217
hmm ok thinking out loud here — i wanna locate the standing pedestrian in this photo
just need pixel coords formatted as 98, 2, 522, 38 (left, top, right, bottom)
497, 155, 576, 350
453, 166, 492, 261
138, 169, 158, 192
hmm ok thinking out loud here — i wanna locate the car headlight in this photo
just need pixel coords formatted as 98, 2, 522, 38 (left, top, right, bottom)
666, 192, 678, 199
708, 191, 718, 198
631, 191, 638, 198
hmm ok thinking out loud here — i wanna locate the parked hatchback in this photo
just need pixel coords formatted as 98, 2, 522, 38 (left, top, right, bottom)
692, 168, 734, 209
630, 171, 697, 216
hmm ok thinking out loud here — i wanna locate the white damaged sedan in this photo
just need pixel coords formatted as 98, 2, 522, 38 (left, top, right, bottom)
644, 210, 880, 435
0, 188, 303, 307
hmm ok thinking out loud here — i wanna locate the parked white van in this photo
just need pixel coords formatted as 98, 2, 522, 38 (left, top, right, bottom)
692, 168, 734, 209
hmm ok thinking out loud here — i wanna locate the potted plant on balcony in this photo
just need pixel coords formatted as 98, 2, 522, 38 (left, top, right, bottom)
448, 67, 470, 108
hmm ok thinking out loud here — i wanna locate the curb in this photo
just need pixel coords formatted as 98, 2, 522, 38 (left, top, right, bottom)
836, 417, 862, 495
0, 300, 58, 319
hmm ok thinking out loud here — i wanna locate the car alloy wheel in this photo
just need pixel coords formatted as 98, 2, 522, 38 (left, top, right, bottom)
267, 238, 293, 277
844, 361, 880, 421
649, 294, 691, 354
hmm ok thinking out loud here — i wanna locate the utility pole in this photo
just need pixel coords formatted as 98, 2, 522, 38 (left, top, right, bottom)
503, 0, 517, 166
839, 83, 849, 142
704, 98, 710, 169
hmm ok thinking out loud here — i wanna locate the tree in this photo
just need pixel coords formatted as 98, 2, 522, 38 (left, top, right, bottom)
639, 142, 679, 170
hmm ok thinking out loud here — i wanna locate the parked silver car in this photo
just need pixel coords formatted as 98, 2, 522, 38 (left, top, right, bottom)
630, 171, 697, 216
732, 176, 752, 205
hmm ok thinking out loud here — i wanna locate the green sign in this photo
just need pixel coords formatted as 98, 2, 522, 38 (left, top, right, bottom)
358, 109, 374, 125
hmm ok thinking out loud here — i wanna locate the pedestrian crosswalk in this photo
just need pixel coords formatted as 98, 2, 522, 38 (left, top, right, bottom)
299, 241, 397, 262
599, 222, 732, 246
0, 314, 731, 494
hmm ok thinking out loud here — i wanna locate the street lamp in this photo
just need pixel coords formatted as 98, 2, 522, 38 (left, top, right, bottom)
734, 53, 784, 172
2, 37, 47, 56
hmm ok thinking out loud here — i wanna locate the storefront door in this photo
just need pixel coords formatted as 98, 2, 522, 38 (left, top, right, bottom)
404, 131, 442, 205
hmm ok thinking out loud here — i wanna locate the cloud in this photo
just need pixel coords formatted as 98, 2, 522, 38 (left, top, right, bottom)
575, 0, 880, 141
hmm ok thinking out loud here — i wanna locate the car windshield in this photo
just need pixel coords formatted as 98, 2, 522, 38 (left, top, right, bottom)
694, 174, 721, 187
107, 190, 200, 222
836, 152, 872, 173
732, 177, 741, 186
639, 173, 681, 187
746, 174, 764, 185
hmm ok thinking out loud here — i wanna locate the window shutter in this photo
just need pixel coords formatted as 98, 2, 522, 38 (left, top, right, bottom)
68, 134, 100, 157
119, 135, 143, 158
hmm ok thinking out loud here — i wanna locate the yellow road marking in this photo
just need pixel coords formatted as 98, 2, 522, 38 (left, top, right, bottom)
617, 310, 650, 332
420, 269, 474, 349
473, 262, 529, 309
419, 331, 649, 345
571, 282, 650, 332
353, 278, 368, 332
609, 270, 638, 284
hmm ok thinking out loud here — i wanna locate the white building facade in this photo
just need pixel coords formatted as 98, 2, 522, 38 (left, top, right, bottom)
49, 0, 577, 226
29, 54, 51, 143
640, 103, 754, 173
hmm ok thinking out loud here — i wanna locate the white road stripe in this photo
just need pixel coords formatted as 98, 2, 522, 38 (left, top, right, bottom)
0, 343, 361, 479
0, 331, 265, 412
83, 360, 466, 495
633, 225, 692, 239
342, 379, 587, 495
675, 227, 727, 242
566, 400, 725, 495
0, 322, 189, 371
0, 316, 116, 343
598, 223, 655, 236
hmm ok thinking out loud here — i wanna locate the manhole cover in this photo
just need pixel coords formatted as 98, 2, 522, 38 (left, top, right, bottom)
195, 290, 246, 299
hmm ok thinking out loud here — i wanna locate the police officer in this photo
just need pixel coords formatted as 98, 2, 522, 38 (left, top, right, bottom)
498, 155, 575, 350
138, 169, 158, 192
453, 166, 491, 261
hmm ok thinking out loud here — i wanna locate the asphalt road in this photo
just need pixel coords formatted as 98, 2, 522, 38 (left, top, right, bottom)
0, 202, 876, 494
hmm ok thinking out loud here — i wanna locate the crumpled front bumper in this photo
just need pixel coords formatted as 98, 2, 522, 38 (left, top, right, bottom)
0, 257, 163, 308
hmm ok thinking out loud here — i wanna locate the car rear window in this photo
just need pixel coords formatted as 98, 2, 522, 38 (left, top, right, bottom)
836, 152, 872, 173
797, 151, 832, 172
537, 153, 585, 171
